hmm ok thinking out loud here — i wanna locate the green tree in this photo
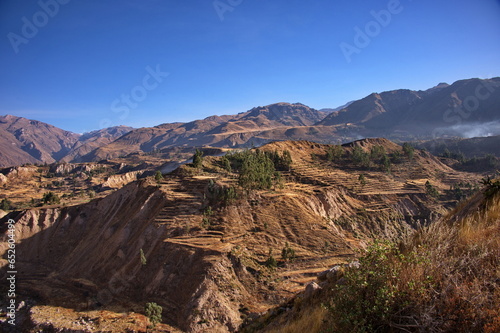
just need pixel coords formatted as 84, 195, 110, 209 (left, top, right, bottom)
352, 146, 370, 167
145, 302, 163, 328
42, 192, 60, 205
1, 198, 12, 211
327, 145, 344, 161
265, 248, 277, 269
221, 155, 232, 172
425, 181, 440, 198
281, 242, 296, 261
358, 174, 367, 186
154, 170, 163, 183
192, 149, 204, 169
382, 154, 391, 173
402, 143, 415, 160
238, 151, 276, 190
370, 145, 386, 161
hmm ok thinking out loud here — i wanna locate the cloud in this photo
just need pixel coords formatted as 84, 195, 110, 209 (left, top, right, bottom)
440, 121, 500, 139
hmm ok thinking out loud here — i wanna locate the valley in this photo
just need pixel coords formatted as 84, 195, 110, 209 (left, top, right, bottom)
0, 138, 489, 332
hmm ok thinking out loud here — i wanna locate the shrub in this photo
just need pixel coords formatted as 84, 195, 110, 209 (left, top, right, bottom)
1, 198, 12, 211
192, 149, 204, 168
481, 176, 500, 198
206, 181, 238, 206
358, 174, 366, 186
327, 145, 344, 161
221, 156, 232, 172
329, 241, 434, 333
265, 249, 277, 269
238, 151, 276, 190
154, 170, 163, 183
402, 143, 415, 160
145, 302, 163, 327
329, 191, 500, 332
281, 242, 296, 261
425, 181, 440, 198
42, 191, 60, 204
351, 146, 370, 167
370, 145, 386, 161
381, 154, 391, 173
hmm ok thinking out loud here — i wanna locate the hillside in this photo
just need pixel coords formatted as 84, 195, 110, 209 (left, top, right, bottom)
0, 115, 134, 167
0, 115, 80, 167
0, 139, 484, 332
246, 179, 500, 333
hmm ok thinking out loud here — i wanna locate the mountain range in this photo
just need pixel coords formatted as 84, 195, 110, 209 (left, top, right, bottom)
1, 77, 499, 167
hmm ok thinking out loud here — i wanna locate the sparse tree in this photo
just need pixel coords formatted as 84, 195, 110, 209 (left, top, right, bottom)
358, 174, 367, 186
192, 149, 204, 169
382, 154, 391, 173
221, 155, 232, 172
327, 145, 344, 161
1, 198, 12, 211
281, 242, 296, 261
403, 143, 415, 160
425, 181, 439, 198
145, 302, 162, 328
265, 248, 277, 269
154, 170, 163, 184
42, 192, 60, 205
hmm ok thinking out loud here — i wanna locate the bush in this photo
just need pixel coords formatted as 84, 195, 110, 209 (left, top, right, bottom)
425, 181, 440, 198
402, 143, 415, 160
42, 192, 60, 204
1, 198, 12, 211
192, 149, 204, 169
327, 145, 344, 161
145, 302, 163, 327
221, 156, 232, 172
351, 146, 370, 167
154, 170, 163, 183
329, 242, 434, 333
358, 174, 366, 186
481, 176, 500, 198
370, 145, 386, 160
265, 249, 277, 269
281, 242, 296, 261
238, 151, 276, 190
207, 180, 238, 206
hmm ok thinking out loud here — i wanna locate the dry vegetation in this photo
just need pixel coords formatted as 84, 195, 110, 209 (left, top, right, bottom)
252, 183, 500, 333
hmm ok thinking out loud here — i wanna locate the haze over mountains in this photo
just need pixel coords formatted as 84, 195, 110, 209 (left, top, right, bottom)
1, 77, 499, 167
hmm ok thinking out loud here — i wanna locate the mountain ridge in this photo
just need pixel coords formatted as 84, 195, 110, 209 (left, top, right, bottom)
1, 77, 499, 167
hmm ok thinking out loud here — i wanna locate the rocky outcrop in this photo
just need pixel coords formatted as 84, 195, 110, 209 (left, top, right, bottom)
101, 170, 145, 188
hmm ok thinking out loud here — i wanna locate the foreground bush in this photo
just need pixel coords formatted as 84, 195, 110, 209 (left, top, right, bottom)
329, 191, 500, 333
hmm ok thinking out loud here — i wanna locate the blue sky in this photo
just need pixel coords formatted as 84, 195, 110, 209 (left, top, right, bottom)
1, 0, 499, 133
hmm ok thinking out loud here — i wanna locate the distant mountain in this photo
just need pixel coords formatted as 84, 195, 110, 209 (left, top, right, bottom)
0, 115, 79, 167
2, 78, 499, 166
317, 77, 500, 139
0, 115, 134, 167
62, 126, 134, 162
320, 100, 355, 113
81, 103, 330, 161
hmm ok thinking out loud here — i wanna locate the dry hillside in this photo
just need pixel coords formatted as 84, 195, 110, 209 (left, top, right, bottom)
0, 139, 485, 332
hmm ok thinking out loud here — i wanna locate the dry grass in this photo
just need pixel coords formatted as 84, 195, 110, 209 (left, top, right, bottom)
327, 190, 500, 333
264, 306, 327, 333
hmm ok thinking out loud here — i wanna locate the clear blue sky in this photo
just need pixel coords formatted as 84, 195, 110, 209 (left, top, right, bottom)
1, 0, 499, 133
